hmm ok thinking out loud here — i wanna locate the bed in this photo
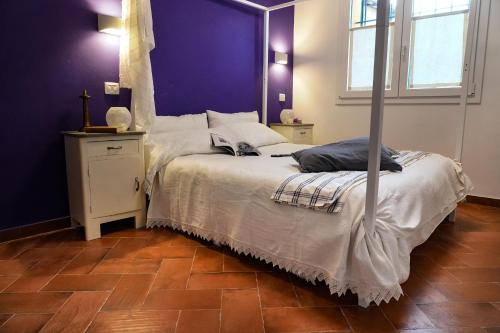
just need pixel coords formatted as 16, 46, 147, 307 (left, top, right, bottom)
146, 133, 472, 306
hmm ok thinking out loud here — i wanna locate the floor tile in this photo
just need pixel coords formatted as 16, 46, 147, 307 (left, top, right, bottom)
143, 289, 222, 310
223, 253, 271, 272
102, 274, 154, 310
188, 272, 256, 289
458, 240, 500, 255
177, 309, 220, 333
104, 238, 152, 259
192, 247, 223, 273
151, 258, 192, 290
0, 314, 13, 327
168, 234, 207, 247
292, 278, 350, 307
42, 274, 121, 291
221, 289, 264, 333
60, 237, 119, 248
60, 247, 110, 274
418, 302, 500, 327
381, 296, 435, 330
87, 310, 179, 332
0, 292, 71, 313
14, 247, 82, 261
432, 282, 500, 302
411, 256, 461, 283
342, 306, 396, 333
148, 229, 177, 246
91, 258, 161, 274
454, 253, 500, 268
0, 276, 17, 291
0, 259, 35, 276
5, 259, 69, 292
257, 272, 299, 307
401, 274, 448, 304
446, 267, 500, 282
485, 328, 500, 333
36, 229, 81, 248
134, 246, 197, 259
39, 291, 109, 332
0, 238, 41, 260
262, 307, 349, 333
0, 314, 52, 333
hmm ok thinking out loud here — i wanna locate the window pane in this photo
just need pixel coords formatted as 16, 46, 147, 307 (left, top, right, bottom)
348, 26, 394, 91
351, 0, 397, 28
413, 0, 470, 17
408, 13, 468, 89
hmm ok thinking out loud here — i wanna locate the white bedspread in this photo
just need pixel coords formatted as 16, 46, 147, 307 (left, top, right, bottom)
147, 143, 472, 306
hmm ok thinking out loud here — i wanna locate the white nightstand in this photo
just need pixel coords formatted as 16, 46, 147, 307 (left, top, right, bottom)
270, 123, 314, 144
63, 131, 147, 240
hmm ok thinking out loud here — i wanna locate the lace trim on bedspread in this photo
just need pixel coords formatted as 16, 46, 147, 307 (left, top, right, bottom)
147, 218, 403, 307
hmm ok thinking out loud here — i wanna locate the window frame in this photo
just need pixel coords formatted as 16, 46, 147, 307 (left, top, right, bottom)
337, 0, 490, 104
337, 0, 403, 99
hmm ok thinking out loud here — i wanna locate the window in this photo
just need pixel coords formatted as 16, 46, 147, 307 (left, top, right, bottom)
338, 0, 489, 103
348, 0, 397, 91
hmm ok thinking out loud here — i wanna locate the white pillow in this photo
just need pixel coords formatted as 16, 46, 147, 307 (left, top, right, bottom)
212, 123, 288, 148
148, 129, 216, 155
207, 110, 259, 128
151, 113, 208, 133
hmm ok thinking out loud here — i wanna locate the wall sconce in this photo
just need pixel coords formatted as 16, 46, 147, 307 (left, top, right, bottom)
274, 51, 288, 65
98, 14, 122, 36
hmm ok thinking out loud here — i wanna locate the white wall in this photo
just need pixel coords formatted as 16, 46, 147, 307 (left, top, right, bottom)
292, 0, 500, 199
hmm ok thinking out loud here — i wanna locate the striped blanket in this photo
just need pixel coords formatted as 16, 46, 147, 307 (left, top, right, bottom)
271, 151, 429, 214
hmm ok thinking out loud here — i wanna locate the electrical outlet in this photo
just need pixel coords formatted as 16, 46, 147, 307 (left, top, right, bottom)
279, 93, 286, 102
104, 82, 120, 95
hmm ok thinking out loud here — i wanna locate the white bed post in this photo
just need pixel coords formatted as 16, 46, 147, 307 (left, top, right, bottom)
262, 10, 270, 125
364, 0, 391, 234
454, 0, 479, 162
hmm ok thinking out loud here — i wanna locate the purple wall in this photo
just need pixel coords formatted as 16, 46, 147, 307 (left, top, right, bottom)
150, 0, 294, 124
0, 0, 127, 231
268, 7, 294, 124
0, 0, 294, 231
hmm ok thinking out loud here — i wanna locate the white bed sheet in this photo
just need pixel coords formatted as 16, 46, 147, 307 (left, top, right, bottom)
147, 143, 472, 306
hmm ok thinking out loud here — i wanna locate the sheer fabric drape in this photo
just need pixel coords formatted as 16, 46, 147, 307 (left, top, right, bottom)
120, 0, 156, 131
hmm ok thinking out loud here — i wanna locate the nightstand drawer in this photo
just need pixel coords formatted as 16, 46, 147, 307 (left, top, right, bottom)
87, 139, 139, 157
293, 128, 313, 143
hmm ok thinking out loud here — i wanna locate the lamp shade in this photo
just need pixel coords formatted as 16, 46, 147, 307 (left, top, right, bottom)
106, 107, 131, 132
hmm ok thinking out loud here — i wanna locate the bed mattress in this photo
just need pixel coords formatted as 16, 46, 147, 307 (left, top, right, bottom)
147, 143, 471, 306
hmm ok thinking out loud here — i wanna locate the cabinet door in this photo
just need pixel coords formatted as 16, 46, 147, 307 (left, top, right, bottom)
88, 156, 142, 218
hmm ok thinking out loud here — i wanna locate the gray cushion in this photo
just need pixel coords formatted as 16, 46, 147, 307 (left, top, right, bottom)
292, 137, 402, 173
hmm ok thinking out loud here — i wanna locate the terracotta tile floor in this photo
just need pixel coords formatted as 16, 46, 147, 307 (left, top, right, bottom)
0, 202, 499, 332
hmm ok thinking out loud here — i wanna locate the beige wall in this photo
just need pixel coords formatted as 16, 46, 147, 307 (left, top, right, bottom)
292, 0, 500, 199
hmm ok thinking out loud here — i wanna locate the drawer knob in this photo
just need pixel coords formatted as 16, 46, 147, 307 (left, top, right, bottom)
135, 177, 140, 192
107, 146, 123, 150
299, 131, 307, 135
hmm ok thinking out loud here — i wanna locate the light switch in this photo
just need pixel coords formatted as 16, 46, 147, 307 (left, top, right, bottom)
104, 82, 120, 95
279, 93, 286, 102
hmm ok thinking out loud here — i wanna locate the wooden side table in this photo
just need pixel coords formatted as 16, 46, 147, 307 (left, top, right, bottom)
63, 131, 147, 240
270, 123, 314, 144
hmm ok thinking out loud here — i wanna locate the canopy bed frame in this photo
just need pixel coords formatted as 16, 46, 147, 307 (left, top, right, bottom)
212, 0, 474, 230
125, 0, 475, 306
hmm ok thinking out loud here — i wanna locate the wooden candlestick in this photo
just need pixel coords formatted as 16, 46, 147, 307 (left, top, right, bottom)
79, 89, 92, 131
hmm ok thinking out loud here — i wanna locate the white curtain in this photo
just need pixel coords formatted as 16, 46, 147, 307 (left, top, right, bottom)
120, 0, 156, 132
